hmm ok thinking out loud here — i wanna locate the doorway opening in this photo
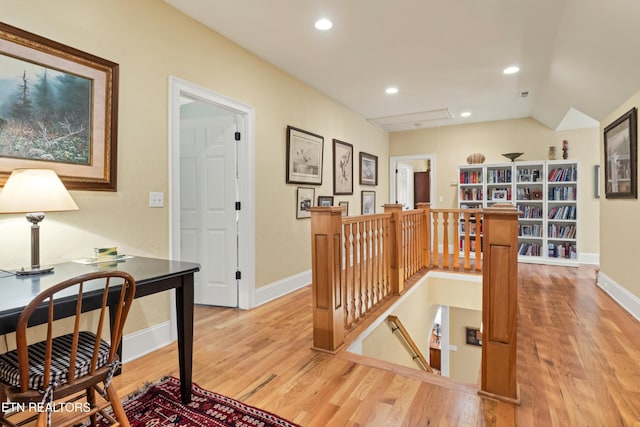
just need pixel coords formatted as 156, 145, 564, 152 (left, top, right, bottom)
169, 76, 255, 313
390, 154, 437, 209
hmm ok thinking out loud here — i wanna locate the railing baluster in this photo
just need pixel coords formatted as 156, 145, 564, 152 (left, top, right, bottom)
475, 212, 482, 272
453, 211, 460, 270
464, 211, 471, 271
432, 211, 440, 269
442, 212, 450, 269
359, 221, 367, 313
343, 223, 352, 329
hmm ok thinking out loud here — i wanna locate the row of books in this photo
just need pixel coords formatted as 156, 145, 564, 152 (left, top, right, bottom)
460, 171, 482, 184
519, 223, 543, 237
548, 243, 577, 259
548, 186, 576, 201
518, 205, 543, 218
518, 242, 541, 256
548, 167, 577, 182
548, 205, 577, 220
516, 168, 542, 182
548, 224, 576, 239
460, 188, 483, 201
487, 168, 512, 183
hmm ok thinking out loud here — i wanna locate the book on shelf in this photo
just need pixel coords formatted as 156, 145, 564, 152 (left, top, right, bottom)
548, 166, 577, 182
547, 242, 577, 259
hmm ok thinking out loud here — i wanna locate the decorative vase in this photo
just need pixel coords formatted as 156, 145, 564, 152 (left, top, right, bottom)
548, 146, 557, 160
466, 153, 485, 164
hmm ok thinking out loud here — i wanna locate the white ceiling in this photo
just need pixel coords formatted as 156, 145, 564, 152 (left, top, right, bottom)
165, 0, 640, 132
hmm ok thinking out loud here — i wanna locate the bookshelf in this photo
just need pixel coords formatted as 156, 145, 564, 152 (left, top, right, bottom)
458, 160, 579, 266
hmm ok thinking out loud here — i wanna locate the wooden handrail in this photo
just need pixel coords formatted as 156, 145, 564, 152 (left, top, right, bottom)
387, 315, 433, 373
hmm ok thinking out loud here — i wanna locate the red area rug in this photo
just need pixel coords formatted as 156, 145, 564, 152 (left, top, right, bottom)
98, 376, 299, 427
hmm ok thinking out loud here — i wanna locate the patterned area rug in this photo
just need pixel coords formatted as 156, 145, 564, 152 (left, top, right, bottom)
97, 376, 299, 427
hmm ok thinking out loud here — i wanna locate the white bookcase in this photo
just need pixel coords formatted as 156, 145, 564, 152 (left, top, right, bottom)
458, 160, 579, 266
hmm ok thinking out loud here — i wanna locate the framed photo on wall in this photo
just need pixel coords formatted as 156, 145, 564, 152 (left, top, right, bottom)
317, 195, 334, 206
0, 23, 119, 191
333, 139, 353, 195
338, 201, 349, 216
465, 327, 482, 346
361, 191, 376, 214
359, 152, 378, 185
604, 107, 637, 199
296, 187, 315, 219
286, 126, 324, 185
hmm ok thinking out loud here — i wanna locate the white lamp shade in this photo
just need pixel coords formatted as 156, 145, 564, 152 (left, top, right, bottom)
0, 169, 79, 213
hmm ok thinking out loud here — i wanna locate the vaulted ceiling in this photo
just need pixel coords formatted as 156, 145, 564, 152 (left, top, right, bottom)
165, 0, 640, 132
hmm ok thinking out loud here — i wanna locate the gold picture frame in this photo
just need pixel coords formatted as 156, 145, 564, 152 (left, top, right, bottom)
0, 23, 119, 191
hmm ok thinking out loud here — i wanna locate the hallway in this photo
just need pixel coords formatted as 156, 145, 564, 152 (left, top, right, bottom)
112, 263, 640, 426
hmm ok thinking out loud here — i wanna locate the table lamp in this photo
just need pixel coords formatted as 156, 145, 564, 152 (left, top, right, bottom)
0, 169, 79, 275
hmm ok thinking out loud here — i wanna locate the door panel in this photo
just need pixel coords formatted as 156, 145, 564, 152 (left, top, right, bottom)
180, 100, 238, 307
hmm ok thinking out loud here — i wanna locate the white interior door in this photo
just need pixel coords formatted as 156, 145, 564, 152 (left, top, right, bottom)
180, 99, 238, 307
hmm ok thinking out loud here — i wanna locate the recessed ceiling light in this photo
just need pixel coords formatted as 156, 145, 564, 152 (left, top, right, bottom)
385, 87, 398, 94
503, 66, 520, 75
460, 111, 472, 118
314, 18, 333, 30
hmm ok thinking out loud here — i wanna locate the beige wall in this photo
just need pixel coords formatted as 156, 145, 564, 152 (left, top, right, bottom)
600, 91, 640, 297
449, 307, 482, 384
389, 118, 600, 255
0, 0, 389, 334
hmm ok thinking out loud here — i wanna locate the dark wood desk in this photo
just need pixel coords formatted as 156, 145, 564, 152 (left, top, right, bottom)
0, 256, 200, 403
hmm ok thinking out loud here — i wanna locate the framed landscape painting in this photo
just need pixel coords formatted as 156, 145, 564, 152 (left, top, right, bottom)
0, 23, 119, 191
286, 126, 324, 185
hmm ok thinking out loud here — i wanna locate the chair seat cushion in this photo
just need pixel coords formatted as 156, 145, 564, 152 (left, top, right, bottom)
0, 331, 111, 390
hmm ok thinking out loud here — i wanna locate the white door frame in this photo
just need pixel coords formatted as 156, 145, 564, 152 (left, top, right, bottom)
168, 76, 256, 330
389, 154, 437, 208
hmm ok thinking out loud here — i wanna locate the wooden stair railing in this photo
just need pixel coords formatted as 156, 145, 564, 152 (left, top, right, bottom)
387, 315, 434, 373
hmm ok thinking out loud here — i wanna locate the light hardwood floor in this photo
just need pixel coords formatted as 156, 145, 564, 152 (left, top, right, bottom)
112, 264, 640, 426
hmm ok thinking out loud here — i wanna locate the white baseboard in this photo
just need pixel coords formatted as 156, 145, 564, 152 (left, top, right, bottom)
597, 271, 640, 322
579, 252, 600, 265
254, 269, 311, 307
121, 321, 172, 363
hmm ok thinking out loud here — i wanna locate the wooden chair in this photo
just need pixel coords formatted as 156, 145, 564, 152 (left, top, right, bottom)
0, 271, 136, 427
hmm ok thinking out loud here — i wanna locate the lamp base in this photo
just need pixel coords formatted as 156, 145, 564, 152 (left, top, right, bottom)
13, 266, 54, 276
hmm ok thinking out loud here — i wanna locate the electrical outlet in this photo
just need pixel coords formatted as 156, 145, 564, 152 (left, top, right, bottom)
149, 191, 164, 208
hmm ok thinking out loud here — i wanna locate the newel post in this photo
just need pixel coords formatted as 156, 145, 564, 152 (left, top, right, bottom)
479, 203, 520, 405
383, 204, 404, 295
310, 207, 345, 353
416, 202, 432, 269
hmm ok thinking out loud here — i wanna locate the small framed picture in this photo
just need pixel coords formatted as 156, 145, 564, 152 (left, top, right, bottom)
520, 224, 532, 236
317, 195, 334, 207
361, 191, 376, 214
333, 139, 354, 195
296, 187, 315, 219
532, 190, 543, 200
359, 152, 378, 186
492, 189, 508, 201
466, 327, 482, 346
338, 201, 349, 216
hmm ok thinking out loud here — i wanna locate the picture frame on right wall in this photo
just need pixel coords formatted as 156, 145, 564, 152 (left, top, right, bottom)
604, 107, 637, 199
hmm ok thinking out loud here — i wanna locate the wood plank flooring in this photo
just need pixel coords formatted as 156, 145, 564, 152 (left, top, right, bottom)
112, 263, 640, 426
